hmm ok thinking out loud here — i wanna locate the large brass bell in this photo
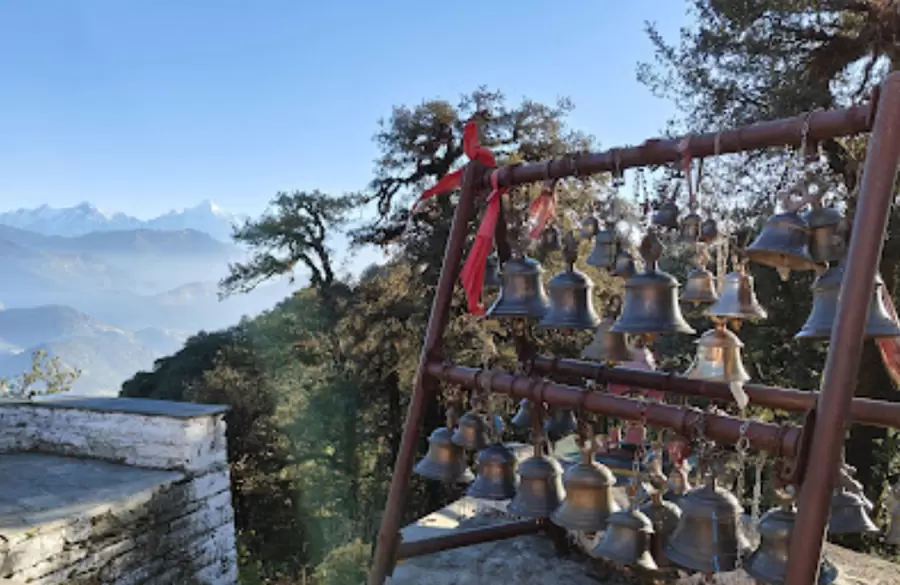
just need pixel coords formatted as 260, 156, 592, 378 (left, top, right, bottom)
795, 264, 900, 339
664, 473, 750, 573
828, 485, 879, 535
551, 438, 619, 531
611, 231, 695, 337
483, 255, 502, 289
706, 264, 768, 322
652, 200, 680, 230
586, 225, 618, 270
591, 495, 658, 571
640, 489, 682, 568
683, 322, 751, 384
414, 427, 474, 484
681, 245, 718, 305
486, 256, 550, 319
451, 411, 491, 451
745, 487, 839, 585
508, 449, 565, 518
544, 407, 577, 442
511, 398, 532, 428
467, 443, 519, 500
539, 232, 601, 330
885, 482, 900, 545
746, 191, 816, 280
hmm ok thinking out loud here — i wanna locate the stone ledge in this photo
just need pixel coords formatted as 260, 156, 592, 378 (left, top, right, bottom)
17, 397, 230, 419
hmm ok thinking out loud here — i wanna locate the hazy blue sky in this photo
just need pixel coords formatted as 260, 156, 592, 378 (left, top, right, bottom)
0, 1, 688, 219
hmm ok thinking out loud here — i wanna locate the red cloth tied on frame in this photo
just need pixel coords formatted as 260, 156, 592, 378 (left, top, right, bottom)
878, 291, 900, 387
527, 180, 557, 239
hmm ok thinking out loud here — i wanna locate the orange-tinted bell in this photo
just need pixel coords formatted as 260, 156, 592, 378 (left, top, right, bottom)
706, 270, 767, 322
414, 427, 474, 484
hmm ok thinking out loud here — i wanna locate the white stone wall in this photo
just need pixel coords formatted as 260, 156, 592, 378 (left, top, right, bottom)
0, 398, 239, 585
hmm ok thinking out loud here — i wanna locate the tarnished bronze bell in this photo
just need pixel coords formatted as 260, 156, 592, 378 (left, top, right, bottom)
451, 411, 491, 451
511, 398, 532, 428
706, 266, 768, 322
699, 218, 719, 243
611, 232, 695, 337
640, 490, 682, 568
885, 482, 900, 545
746, 488, 839, 585
680, 211, 702, 242
414, 427, 474, 484
539, 234, 601, 330
508, 453, 565, 518
746, 208, 816, 280
591, 502, 658, 571
828, 485, 879, 535
795, 264, 900, 340
683, 322, 750, 384
664, 463, 692, 503
682, 267, 718, 305
804, 203, 844, 265
467, 443, 519, 500
610, 247, 637, 279
544, 407, 577, 442
664, 474, 750, 573
486, 256, 550, 319
483, 255, 502, 289
652, 200, 680, 230
586, 226, 618, 270
551, 445, 619, 531
583, 317, 633, 364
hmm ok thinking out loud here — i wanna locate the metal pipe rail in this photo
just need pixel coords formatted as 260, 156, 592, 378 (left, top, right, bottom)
395, 519, 544, 561
531, 355, 900, 429
426, 362, 802, 459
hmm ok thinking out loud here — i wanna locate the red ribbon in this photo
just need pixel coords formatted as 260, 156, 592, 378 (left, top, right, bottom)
412, 119, 505, 314
527, 180, 558, 239
878, 290, 900, 387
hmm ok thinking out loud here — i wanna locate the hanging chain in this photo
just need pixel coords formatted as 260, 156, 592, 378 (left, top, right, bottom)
752, 452, 766, 528
734, 420, 750, 571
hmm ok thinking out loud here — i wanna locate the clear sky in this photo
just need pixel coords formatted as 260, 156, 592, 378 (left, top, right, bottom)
0, 1, 688, 220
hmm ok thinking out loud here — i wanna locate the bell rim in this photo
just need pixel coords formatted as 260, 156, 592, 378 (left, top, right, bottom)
610, 321, 696, 335
745, 247, 816, 272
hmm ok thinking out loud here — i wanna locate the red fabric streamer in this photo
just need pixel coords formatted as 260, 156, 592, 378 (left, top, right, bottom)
878, 291, 900, 387
527, 180, 558, 239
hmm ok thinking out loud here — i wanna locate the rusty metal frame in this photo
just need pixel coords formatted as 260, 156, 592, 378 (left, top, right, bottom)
368, 72, 900, 585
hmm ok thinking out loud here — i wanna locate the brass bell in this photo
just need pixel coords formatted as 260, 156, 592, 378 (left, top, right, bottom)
551, 442, 619, 531
486, 256, 550, 319
467, 443, 519, 500
683, 322, 751, 384
664, 463, 692, 503
699, 218, 719, 243
804, 203, 844, 265
706, 264, 768, 322
746, 201, 816, 280
414, 427, 474, 484
745, 488, 839, 585
680, 211, 702, 242
583, 317, 632, 363
884, 482, 900, 545
828, 485, 879, 535
483, 255, 502, 289
652, 200, 680, 230
544, 407, 577, 442
511, 398, 532, 428
681, 244, 718, 305
640, 490, 683, 568
795, 264, 900, 340
610, 247, 637, 279
838, 462, 874, 511
591, 500, 658, 571
539, 232, 601, 330
586, 225, 618, 270
451, 411, 491, 451
611, 231, 695, 337
508, 452, 565, 518
664, 473, 751, 573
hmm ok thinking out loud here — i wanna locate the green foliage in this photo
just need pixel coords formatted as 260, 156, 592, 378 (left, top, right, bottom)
312, 540, 369, 585
0, 349, 81, 399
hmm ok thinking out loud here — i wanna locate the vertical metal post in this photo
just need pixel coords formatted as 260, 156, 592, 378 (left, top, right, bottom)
368, 161, 488, 585
786, 72, 900, 585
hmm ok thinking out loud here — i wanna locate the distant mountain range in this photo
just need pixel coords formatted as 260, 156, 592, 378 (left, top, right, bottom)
0, 200, 247, 242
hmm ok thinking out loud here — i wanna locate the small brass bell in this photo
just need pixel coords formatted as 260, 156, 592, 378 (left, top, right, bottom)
745, 487, 839, 585
828, 486, 879, 535
804, 203, 844, 265
551, 439, 619, 531
581, 216, 600, 239
640, 489, 683, 568
795, 264, 900, 340
664, 473, 751, 573
586, 225, 618, 270
699, 218, 719, 243
680, 211, 702, 242
706, 264, 768, 322
683, 322, 751, 384
664, 464, 692, 503
467, 443, 519, 500
681, 245, 718, 305
884, 482, 900, 545
511, 398, 532, 428
508, 450, 565, 518
611, 231, 696, 337
652, 200, 680, 230
591, 495, 658, 571
544, 407, 577, 442
610, 247, 637, 279
451, 411, 491, 451
539, 232, 601, 330
486, 256, 550, 320
746, 191, 817, 280
583, 317, 632, 363
414, 427, 474, 484
483, 255, 502, 289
